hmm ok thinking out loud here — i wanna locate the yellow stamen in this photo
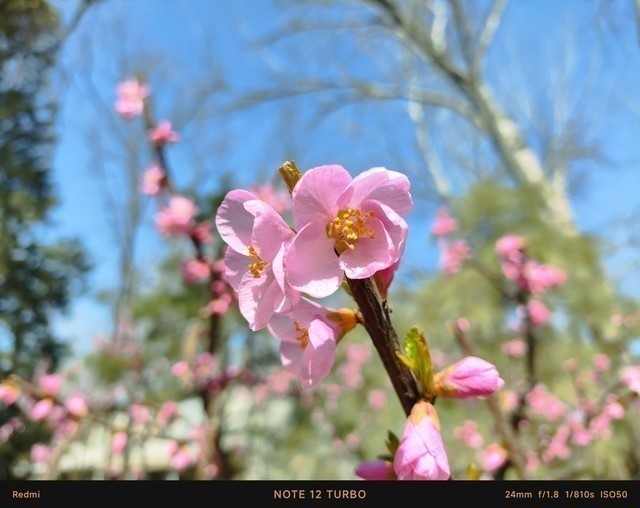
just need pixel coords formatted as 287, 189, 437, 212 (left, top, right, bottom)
294, 321, 309, 349
247, 245, 267, 278
326, 208, 376, 254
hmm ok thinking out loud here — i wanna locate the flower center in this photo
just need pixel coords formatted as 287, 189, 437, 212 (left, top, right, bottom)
247, 246, 267, 278
294, 321, 309, 349
326, 208, 376, 254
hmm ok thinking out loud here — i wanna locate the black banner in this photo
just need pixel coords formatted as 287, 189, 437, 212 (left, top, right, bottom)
2, 480, 638, 507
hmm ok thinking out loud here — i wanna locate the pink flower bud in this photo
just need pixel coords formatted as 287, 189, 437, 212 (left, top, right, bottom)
495, 235, 526, 261
393, 401, 450, 480
501, 339, 528, 358
434, 357, 505, 398
140, 165, 166, 196
114, 78, 150, 119
480, 443, 508, 472
620, 365, 640, 394
430, 207, 457, 237
171, 361, 189, 378
355, 460, 396, 480
373, 260, 399, 300
155, 196, 199, 237
148, 121, 180, 145
30, 399, 54, 421
38, 374, 63, 397
65, 394, 88, 418
524, 300, 551, 327
181, 258, 211, 285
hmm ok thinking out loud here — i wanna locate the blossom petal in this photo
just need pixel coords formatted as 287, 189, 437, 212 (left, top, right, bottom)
299, 319, 336, 389
251, 203, 294, 262
238, 272, 281, 331
272, 244, 300, 313
285, 220, 343, 298
268, 297, 330, 342
362, 199, 408, 262
338, 167, 412, 216
215, 190, 257, 254
292, 165, 352, 229
224, 247, 249, 291
280, 341, 304, 375
339, 217, 394, 279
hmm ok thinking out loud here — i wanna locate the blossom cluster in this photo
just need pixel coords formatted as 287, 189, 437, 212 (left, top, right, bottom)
215, 165, 412, 388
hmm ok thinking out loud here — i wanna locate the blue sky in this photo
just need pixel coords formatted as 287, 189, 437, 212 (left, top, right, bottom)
49, 0, 640, 355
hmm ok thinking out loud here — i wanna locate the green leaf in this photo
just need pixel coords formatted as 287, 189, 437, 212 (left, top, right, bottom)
386, 430, 400, 455
402, 326, 435, 398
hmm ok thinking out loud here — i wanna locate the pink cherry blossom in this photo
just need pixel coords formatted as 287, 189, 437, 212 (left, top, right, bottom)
373, 260, 399, 300
192, 220, 214, 244
148, 120, 180, 145
29, 399, 53, 421
439, 240, 470, 275
526, 385, 567, 421
216, 190, 300, 330
501, 339, 528, 358
65, 394, 88, 417
156, 196, 199, 236
181, 258, 210, 284
620, 365, 640, 394
285, 165, 411, 298
140, 165, 166, 196
453, 420, 484, 449
430, 207, 457, 237
394, 401, 450, 480
567, 413, 592, 446
247, 183, 291, 213
522, 262, 566, 295
603, 396, 625, 420
31, 443, 52, 463
593, 354, 611, 373
207, 297, 231, 316
479, 443, 508, 472
0, 384, 20, 405
38, 374, 62, 397
355, 460, 396, 480
542, 426, 570, 463
157, 401, 179, 426
114, 78, 150, 119
268, 298, 341, 389
495, 235, 526, 262
367, 390, 387, 411
525, 451, 539, 473
130, 403, 152, 425
171, 361, 189, 378
523, 300, 551, 327
434, 357, 504, 398
167, 443, 195, 472
111, 432, 128, 455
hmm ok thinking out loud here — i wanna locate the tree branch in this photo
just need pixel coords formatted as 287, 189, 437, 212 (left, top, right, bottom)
346, 277, 419, 416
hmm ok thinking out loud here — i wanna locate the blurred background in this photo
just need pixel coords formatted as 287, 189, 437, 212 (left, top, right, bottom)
1, 0, 639, 480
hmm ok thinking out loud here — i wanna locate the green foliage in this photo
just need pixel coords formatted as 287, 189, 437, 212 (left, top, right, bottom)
0, 0, 88, 479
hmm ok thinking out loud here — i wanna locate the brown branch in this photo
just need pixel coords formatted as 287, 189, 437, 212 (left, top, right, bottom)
346, 277, 419, 416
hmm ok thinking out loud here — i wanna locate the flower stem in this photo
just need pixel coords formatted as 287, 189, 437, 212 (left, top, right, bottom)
346, 277, 419, 416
